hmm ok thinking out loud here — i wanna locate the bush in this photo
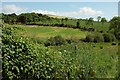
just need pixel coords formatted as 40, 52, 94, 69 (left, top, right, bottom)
44, 35, 66, 46
66, 38, 74, 44
85, 33, 104, 43
99, 30, 103, 33
118, 43, 120, 45
85, 34, 94, 42
2, 26, 61, 79
100, 46, 103, 49
103, 33, 116, 42
94, 34, 104, 42
111, 42, 116, 45
2, 26, 37, 79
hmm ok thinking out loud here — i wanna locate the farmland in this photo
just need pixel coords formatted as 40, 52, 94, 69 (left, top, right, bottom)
12, 25, 90, 39
1, 12, 120, 79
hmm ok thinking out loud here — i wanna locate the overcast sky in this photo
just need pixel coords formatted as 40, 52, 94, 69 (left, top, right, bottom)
2, 2, 118, 21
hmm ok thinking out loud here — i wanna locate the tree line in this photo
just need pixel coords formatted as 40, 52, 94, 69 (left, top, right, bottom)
1, 13, 120, 40
1, 13, 107, 28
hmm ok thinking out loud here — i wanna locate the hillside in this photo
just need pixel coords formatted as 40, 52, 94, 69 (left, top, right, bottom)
2, 13, 119, 79
2, 13, 110, 32
47, 14, 76, 19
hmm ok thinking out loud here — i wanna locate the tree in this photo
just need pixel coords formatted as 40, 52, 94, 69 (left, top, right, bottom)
103, 33, 116, 42
97, 16, 101, 22
76, 21, 80, 29
65, 17, 68, 21
88, 17, 94, 25
17, 14, 27, 24
101, 17, 107, 25
10, 13, 17, 24
61, 18, 64, 24
109, 16, 120, 30
109, 16, 120, 40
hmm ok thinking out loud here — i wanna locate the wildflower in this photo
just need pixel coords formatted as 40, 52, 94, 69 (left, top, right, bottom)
58, 51, 62, 54
64, 50, 67, 52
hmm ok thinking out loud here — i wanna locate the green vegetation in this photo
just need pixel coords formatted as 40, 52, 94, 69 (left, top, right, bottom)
1, 13, 120, 79
12, 25, 89, 40
2, 13, 110, 32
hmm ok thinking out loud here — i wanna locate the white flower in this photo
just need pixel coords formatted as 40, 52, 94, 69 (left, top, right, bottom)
46, 52, 49, 54
64, 50, 67, 52
58, 51, 62, 54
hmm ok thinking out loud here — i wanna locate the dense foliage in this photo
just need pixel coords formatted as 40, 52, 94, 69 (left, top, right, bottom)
2, 26, 37, 79
2, 13, 120, 41
1, 12, 119, 79
1, 13, 110, 32
103, 33, 116, 42
2, 25, 119, 79
109, 16, 120, 40
2, 25, 97, 79
85, 32, 116, 43
44, 35, 66, 46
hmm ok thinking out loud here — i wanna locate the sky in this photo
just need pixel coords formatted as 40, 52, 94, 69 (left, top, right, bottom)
1, 2, 118, 21
1, 0, 120, 2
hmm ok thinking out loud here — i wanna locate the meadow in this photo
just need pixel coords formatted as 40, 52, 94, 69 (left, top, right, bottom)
12, 25, 90, 39
1, 13, 120, 79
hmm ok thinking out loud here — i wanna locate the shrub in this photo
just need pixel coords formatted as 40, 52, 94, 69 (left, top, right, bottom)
111, 42, 116, 45
99, 30, 103, 33
2, 26, 37, 79
66, 38, 74, 44
2, 26, 61, 79
100, 46, 103, 49
44, 35, 66, 46
85, 33, 104, 43
85, 34, 94, 42
103, 33, 116, 42
94, 34, 104, 42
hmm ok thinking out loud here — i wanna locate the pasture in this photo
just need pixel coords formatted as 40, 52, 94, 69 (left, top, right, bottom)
12, 25, 91, 40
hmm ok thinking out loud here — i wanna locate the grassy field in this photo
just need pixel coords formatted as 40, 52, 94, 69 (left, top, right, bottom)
50, 42, 118, 78
12, 24, 118, 78
12, 25, 91, 40
3, 24, 118, 78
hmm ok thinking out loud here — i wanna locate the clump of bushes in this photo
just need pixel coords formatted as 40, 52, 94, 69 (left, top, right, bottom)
85, 33, 104, 42
85, 33, 116, 43
111, 42, 116, 45
66, 38, 75, 44
44, 35, 66, 46
2, 26, 37, 79
2, 26, 96, 79
85, 34, 94, 42
103, 33, 116, 42
94, 33, 104, 42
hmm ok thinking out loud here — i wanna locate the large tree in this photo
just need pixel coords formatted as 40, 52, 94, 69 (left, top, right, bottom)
109, 16, 120, 40
97, 16, 101, 22
88, 17, 94, 25
101, 17, 107, 25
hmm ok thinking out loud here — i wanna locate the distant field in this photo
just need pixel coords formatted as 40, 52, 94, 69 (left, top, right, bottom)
13, 25, 91, 40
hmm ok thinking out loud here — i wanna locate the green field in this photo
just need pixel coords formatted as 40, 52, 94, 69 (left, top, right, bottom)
1, 3, 120, 79
2, 24, 119, 79
49, 42, 118, 78
12, 25, 92, 40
